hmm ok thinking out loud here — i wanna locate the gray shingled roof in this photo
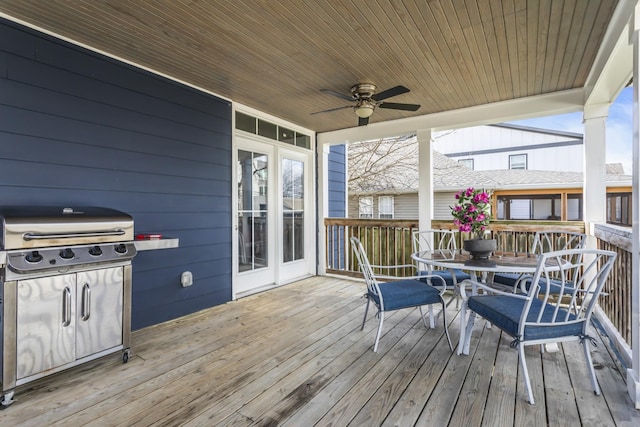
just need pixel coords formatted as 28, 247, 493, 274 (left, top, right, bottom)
349, 149, 631, 194
432, 151, 496, 190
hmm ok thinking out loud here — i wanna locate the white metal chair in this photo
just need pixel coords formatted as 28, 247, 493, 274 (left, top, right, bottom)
459, 248, 617, 404
493, 230, 586, 293
412, 229, 471, 290
350, 236, 452, 352
412, 229, 472, 317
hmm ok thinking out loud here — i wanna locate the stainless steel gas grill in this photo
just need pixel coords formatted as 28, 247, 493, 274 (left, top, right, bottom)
0, 206, 137, 408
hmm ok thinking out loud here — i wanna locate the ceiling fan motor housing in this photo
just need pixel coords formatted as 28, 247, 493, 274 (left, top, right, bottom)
350, 83, 377, 100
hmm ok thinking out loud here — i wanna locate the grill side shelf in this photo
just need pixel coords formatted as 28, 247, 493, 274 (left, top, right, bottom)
133, 238, 179, 251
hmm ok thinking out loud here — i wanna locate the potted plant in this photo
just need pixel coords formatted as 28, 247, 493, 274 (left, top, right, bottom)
451, 187, 496, 259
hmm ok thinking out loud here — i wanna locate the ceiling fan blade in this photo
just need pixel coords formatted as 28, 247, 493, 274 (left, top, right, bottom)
310, 105, 352, 115
378, 102, 421, 111
358, 116, 369, 126
320, 89, 354, 101
372, 85, 410, 101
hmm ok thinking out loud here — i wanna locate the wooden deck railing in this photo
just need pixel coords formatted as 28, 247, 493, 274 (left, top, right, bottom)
325, 219, 419, 277
324, 217, 631, 363
325, 218, 585, 276
594, 223, 632, 360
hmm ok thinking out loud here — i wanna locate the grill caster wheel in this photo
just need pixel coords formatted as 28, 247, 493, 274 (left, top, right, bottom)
122, 349, 130, 364
0, 391, 15, 409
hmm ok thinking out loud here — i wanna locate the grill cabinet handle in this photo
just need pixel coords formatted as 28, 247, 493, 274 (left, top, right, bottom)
62, 287, 72, 327
81, 283, 91, 321
23, 230, 126, 241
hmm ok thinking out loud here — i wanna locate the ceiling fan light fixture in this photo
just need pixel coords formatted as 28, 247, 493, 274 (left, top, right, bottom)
354, 103, 374, 118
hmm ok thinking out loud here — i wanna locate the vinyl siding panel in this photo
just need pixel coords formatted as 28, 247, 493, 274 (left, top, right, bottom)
328, 145, 346, 217
435, 192, 457, 220
348, 195, 359, 219
393, 194, 418, 219
433, 125, 583, 172
348, 192, 458, 220
0, 19, 232, 330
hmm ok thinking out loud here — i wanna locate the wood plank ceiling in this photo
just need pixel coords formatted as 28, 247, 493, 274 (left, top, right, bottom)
0, 0, 618, 133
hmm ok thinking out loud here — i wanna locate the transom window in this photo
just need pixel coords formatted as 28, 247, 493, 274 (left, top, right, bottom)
236, 111, 311, 149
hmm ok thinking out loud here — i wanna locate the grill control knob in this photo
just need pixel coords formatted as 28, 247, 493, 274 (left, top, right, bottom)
115, 244, 127, 254
89, 245, 103, 256
25, 250, 43, 263
59, 248, 75, 259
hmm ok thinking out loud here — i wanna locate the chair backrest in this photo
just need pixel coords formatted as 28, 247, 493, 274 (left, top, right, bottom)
522, 248, 617, 334
412, 230, 457, 273
412, 229, 457, 253
350, 237, 380, 296
530, 231, 586, 255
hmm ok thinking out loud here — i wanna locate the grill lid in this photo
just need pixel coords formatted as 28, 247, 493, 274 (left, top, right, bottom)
0, 206, 134, 249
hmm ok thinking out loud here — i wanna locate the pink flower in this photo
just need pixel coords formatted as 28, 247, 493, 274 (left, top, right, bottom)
451, 187, 493, 238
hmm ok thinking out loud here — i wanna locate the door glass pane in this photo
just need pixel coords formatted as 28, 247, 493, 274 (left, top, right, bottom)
237, 150, 268, 272
282, 158, 304, 263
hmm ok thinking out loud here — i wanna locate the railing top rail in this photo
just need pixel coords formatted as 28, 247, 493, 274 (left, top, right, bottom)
324, 218, 419, 228
325, 218, 585, 233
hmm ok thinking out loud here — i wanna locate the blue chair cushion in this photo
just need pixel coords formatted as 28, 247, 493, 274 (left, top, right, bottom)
522, 277, 576, 294
467, 295, 582, 341
419, 269, 471, 287
494, 274, 576, 295
369, 279, 442, 311
493, 272, 523, 288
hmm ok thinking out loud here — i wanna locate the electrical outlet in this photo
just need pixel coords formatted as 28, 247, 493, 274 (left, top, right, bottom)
181, 271, 193, 287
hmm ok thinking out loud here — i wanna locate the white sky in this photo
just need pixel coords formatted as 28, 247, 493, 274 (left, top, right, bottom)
507, 86, 633, 175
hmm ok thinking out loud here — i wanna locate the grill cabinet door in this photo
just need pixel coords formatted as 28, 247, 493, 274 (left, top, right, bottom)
16, 273, 76, 379
76, 267, 123, 359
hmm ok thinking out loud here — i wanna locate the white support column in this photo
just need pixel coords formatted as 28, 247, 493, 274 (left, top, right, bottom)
583, 103, 609, 251
628, 4, 640, 408
417, 129, 433, 231
317, 142, 329, 276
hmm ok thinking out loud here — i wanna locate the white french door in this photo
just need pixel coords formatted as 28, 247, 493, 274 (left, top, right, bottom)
234, 137, 313, 297
278, 149, 312, 283
235, 140, 275, 295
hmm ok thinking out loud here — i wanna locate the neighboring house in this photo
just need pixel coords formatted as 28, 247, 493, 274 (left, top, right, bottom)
347, 126, 632, 225
433, 123, 585, 173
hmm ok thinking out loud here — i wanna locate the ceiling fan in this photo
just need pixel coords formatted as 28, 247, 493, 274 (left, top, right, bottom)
312, 83, 421, 126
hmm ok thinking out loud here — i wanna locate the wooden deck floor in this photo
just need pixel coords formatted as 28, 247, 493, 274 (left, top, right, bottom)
2, 275, 639, 426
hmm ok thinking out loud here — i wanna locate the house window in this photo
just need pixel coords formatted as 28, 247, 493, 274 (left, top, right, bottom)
496, 194, 562, 220
458, 159, 474, 169
509, 154, 527, 170
359, 196, 373, 218
607, 192, 631, 226
378, 196, 394, 219
567, 194, 583, 221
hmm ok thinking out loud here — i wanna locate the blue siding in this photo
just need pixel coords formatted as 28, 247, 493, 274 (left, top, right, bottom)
327, 145, 346, 269
328, 145, 346, 217
0, 19, 233, 330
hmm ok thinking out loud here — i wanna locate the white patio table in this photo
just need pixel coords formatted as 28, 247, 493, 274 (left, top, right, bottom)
411, 249, 542, 354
